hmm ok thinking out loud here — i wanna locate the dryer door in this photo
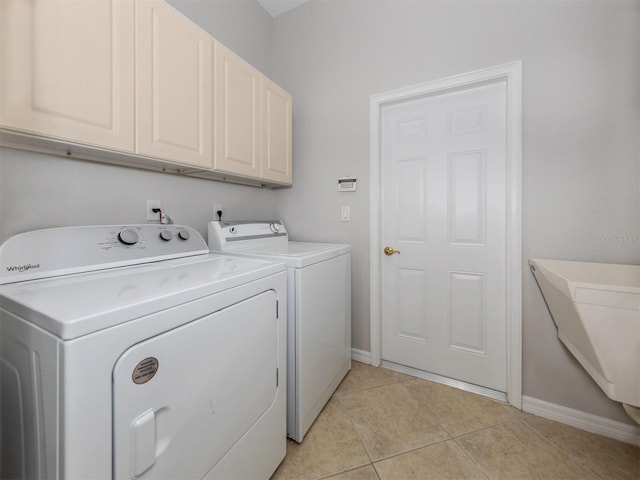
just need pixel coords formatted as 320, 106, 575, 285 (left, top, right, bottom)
112, 290, 278, 479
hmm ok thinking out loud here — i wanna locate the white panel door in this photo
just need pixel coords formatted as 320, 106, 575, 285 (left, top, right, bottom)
381, 81, 507, 392
113, 291, 279, 479
136, 0, 212, 168
0, 0, 134, 151
261, 77, 292, 185
214, 42, 261, 178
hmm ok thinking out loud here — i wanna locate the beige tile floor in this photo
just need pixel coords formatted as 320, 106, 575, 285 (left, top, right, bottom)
272, 362, 640, 480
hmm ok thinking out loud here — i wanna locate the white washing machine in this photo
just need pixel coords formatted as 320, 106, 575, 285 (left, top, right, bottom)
208, 220, 351, 442
0, 224, 288, 480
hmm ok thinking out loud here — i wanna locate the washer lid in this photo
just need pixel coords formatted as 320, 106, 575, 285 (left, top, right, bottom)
226, 241, 351, 268
0, 254, 286, 340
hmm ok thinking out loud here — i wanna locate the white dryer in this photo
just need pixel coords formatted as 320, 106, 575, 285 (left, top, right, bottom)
208, 220, 351, 442
0, 224, 287, 479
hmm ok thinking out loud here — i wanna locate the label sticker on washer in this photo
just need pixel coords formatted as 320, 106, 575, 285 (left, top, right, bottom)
132, 357, 159, 384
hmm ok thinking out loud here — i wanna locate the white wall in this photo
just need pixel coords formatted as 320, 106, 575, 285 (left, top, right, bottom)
0, 0, 276, 243
168, 0, 273, 75
0, 149, 276, 241
271, 0, 640, 424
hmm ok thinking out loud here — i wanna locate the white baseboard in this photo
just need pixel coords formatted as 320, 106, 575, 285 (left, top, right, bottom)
351, 348, 371, 364
522, 396, 640, 446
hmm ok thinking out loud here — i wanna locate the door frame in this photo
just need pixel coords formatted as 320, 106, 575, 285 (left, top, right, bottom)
369, 61, 523, 408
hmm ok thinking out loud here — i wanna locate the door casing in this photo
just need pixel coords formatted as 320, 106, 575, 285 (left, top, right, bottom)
369, 61, 523, 408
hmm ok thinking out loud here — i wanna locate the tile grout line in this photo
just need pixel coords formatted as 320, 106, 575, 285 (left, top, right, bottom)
451, 434, 493, 480
340, 373, 488, 468
400, 374, 523, 439
451, 420, 549, 480
335, 389, 377, 468
316, 464, 377, 480
340, 379, 456, 466
400, 377, 542, 480
519, 419, 604, 480
450, 417, 529, 439
372, 437, 453, 462
321, 366, 413, 479
334, 372, 456, 476
336, 377, 413, 396
520, 417, 606, 478
342, 379, 455, 465
453, 419, 602, 480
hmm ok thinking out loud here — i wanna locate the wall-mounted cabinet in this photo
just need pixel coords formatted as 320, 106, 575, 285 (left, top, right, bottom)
0, 0, 292, 187
261, 77, 293, 185
214, 42, 262, 179
136, 0, 212, 168
212, 43, 292, 186
0, 0, 135, 152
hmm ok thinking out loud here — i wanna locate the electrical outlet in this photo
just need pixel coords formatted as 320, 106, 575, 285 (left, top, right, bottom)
213, 203, 223, 220
147, 200, 161, 221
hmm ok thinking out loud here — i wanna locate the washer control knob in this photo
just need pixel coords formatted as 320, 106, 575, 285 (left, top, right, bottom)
178, 229, 190, 240
118, 229, 139, 245
270, 222, 280, 234
159, 230, 173, 241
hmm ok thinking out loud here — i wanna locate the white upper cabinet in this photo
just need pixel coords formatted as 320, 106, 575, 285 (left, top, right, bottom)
213, 41, 262, 179
213, 42, 293, 185
0, 0, 292, 186
261, 77, 292, 185
0, 0, 135, 152
135, 0, 212, 168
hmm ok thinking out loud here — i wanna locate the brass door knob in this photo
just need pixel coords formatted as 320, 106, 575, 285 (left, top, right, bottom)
384, 246, 400, 256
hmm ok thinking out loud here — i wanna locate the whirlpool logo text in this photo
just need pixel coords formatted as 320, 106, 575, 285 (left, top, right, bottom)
6, 263, 40, 273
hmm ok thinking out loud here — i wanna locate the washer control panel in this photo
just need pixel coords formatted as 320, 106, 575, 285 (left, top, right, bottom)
0, 224, 209, 284
208, 221, 287, 251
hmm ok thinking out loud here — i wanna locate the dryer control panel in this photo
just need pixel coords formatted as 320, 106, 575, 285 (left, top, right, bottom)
0, 224, 208, 284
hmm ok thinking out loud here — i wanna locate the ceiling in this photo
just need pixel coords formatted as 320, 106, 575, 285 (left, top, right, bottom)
257, 0, 310, 18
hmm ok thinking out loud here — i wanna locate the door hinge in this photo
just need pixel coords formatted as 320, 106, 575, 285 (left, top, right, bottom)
276, 368, 279, 387
276, 300, 279, 318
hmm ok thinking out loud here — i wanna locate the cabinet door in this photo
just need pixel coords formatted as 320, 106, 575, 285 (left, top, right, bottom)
214, 42, 261, 179
261, 77, 292, 185
136, 0, 212, 168
0, 0, 135, 151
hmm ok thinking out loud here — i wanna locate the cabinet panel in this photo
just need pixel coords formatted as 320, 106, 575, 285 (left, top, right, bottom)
261, 78, 292, 185
0, 0, 134, 152
0, 0, 293, 187
136, 0, 212, 168
214, 42, 261, 179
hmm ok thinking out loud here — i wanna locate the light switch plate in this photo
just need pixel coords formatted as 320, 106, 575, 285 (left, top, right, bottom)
341, 206, 351, 222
